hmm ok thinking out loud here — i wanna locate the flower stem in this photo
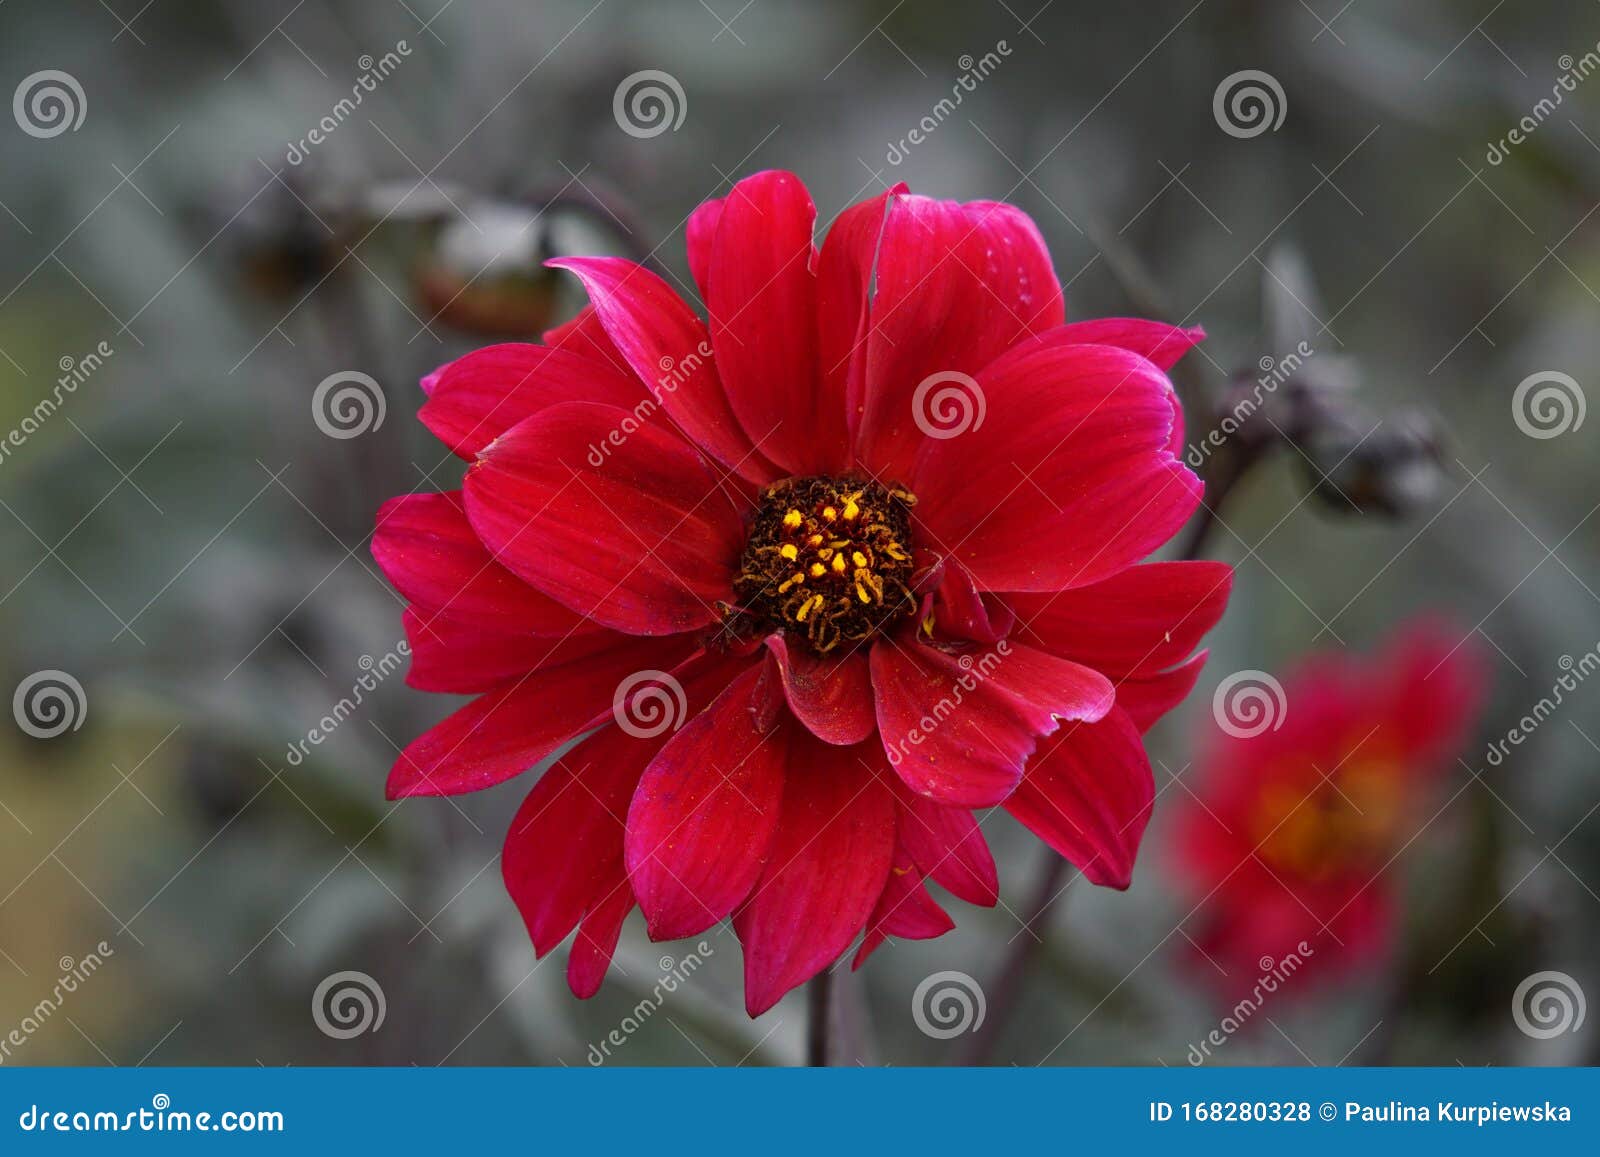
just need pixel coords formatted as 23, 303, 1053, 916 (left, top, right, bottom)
806, 969, 833, 1066
959, 850, 1070, 1065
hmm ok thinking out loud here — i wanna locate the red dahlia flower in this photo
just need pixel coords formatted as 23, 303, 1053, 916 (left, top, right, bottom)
1175, 622, 1486, 998
372, 170, 1230, 1015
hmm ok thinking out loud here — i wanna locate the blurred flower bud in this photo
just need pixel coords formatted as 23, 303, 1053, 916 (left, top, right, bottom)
1303, 410, 1444, 518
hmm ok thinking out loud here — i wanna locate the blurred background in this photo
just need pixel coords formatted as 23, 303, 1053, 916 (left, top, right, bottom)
1, 0, 1597, 1066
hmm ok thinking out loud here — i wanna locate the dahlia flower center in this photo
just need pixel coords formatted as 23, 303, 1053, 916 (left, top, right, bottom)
1252, 762, 1404, 879
733, 476, 918, 654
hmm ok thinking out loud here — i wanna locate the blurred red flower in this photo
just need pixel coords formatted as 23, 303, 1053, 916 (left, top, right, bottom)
372, 170, 1229, 1015
1175, 622, 1487, 997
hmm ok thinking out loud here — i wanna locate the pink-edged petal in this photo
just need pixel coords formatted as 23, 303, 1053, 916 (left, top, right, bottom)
855, 195, 1065, 480
625, 660, 787, 940
372, 491, 586, 634
913, 343, 1201, 592
705, 171, 841, 475
764, 634, 875, 746
543, 306, 632, 377
1118, 649, 1209, 732
815, 184, 904, 447
734, 730, 896, 1015
419, 343, 646, 459
871, 635, 1115, 808
685, 196, 724, 299
1004, 706, 1154, 889
1008, 561, 1233, 677
546, 256, 779, 482
385, 633, 693, 798
567, 873, 634, 999
464, 401, 743, 636
851, 855, 954, 969
887, 771, 998, 907
503, 724, 658, 957
1038, 318, 1206, 371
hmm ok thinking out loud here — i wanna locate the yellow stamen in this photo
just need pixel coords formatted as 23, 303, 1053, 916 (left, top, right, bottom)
795, 593, 825, 622
842, 496, 860, 520
807, 534, 824, 547
809, 563, 826, 578
851, 551, 868, 568
855, 582, 871, 603
831, 554, 847, 573
779, 543, 798, 561
822, 506, 837, 521
782, 509, 803, 529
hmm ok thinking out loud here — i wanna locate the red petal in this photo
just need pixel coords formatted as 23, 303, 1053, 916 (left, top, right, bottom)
855, 195, 1065, 480
566, 872, 635, 999
870, 635, 1114, 808
1004, 706, 1154, 888
1036, 318, 1206, 371
888, 772, 999, 907
685, 196, 724, 299
503, 724, 657, 957
372, 491, 584, 634
1008, 561, 1232, 677
705, 171, 842, 475
546, 256, 779, 482
385, 633, 693, 798
764, 634, 875, 746
1118, 649, 1209, 732
932, 559, 1015, 644
734, 730, 895, 1015
419, 343, 645, 459
815, 185, 904, 448
402, 607, 619, 693
543, 306, 631, 376
913, 343, 1201, 592
464, 401, 743, 636
851, 855, 954, 968
625, 661, 787, 940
